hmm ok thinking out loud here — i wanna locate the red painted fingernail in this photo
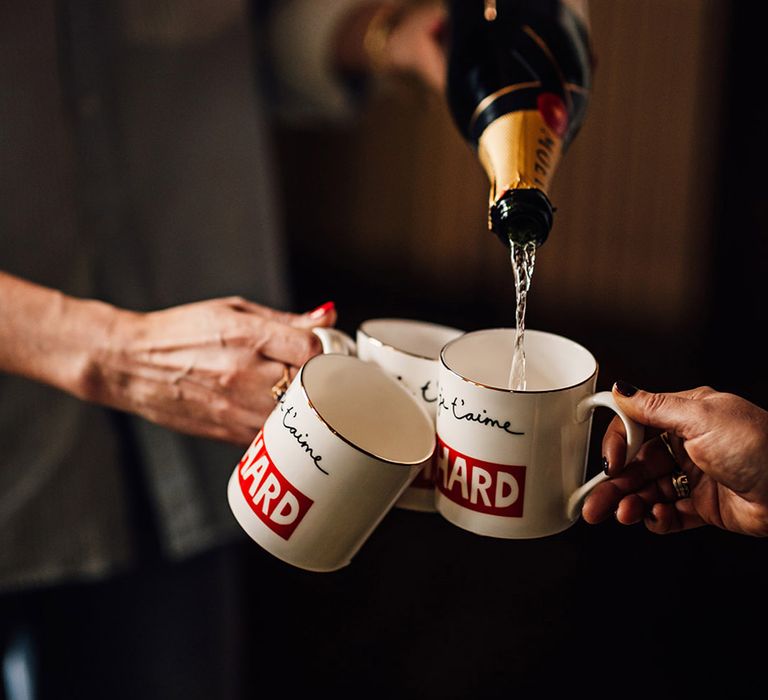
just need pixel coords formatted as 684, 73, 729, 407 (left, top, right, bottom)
308, 301, 335, 319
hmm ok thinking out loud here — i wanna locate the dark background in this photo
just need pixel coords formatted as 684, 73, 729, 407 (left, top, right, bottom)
249, 1, 768, 697
3, 2, 766, 699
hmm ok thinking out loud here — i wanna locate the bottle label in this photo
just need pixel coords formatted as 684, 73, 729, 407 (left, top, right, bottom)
477, 109, 563, 206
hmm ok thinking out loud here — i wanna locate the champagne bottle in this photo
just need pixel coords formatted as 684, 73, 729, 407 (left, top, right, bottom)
447, 0, 592, 247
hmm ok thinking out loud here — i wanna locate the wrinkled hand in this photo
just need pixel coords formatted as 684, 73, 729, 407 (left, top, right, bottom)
85, 297, 336, 445
583, 384, 768, 537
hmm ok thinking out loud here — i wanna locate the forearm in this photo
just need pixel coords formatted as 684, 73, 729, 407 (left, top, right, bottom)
0, 271, 124, 400
0, 273, 334, 443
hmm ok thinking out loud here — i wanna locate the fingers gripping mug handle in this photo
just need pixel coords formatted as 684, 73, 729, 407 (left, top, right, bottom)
312, 327, 356, 355
565, 391, 644, 521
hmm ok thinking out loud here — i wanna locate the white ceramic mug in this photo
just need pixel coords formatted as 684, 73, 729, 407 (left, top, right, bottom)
227, 350, 436, 572
314, 318, 464, 511
435, 328, 644, 539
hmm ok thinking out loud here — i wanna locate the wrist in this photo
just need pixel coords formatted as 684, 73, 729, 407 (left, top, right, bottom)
0, 272, 133, 402
69, 299, 140, 405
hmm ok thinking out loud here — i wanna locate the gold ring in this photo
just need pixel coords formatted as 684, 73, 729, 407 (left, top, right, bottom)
270, 366, 291, 402
671, 471, 691, 499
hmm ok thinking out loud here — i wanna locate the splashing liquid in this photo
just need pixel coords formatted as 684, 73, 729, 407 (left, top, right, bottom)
508, 240, 536, 390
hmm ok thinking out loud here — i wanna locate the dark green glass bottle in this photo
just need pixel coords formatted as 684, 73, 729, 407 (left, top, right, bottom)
447, 0, 592, 247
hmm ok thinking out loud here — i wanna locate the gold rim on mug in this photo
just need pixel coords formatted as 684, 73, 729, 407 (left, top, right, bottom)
439, 327, 599, 395
298, 354, 435, 467
358, 318, 464, 362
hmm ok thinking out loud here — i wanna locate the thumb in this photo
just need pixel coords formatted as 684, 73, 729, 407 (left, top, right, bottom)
612, 381, 709, 438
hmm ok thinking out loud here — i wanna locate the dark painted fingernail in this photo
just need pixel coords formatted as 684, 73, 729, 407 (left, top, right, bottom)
602, 456, 610, 475
614, 380, 638, 397
647, 506, 657, 523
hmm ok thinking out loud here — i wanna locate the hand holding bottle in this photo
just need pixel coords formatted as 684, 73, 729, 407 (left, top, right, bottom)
371, 1, 448, 91
445, 0, 593, 247
334, 1, 448, 91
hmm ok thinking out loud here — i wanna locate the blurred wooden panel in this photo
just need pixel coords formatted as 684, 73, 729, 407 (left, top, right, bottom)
278, 0, 728, 332
539, 0, 728, 329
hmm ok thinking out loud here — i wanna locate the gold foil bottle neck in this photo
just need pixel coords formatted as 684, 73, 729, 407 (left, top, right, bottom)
477, 110, 564, 207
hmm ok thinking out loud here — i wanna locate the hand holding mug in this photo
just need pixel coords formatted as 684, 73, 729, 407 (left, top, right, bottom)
85, 297, 337, 445
227, 328, 436, 571
583, 383, 768, 537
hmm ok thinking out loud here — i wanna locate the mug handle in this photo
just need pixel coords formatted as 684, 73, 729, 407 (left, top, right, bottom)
565, 391, 645, 521
312, 327, 357, 356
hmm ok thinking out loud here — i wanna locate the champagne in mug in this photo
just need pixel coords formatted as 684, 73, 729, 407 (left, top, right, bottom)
435, 328, 643, 539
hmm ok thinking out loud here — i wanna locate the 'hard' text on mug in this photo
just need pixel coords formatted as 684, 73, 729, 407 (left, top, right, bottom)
435, 436, 526, 517
228, 353, 437, 570
237, 431, 314, 540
